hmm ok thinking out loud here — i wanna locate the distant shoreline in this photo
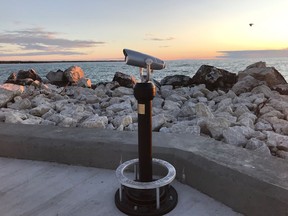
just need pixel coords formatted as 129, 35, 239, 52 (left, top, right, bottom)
0, 60, 124, 64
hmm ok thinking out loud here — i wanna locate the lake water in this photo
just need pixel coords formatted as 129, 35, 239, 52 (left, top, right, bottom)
1, 57, 288, 84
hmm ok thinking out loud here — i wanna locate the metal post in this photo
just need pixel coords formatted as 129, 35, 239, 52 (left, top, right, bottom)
133, 82, 156, 182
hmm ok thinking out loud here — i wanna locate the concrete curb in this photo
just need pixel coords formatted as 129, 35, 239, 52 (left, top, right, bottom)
0, 123, 287, 216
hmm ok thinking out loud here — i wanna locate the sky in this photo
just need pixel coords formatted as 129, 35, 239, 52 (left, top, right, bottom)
0, 0, 288, 61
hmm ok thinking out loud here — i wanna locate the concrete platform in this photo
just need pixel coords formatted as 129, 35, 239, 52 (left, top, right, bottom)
0, 123, 288, 215
0, 157, 241, 216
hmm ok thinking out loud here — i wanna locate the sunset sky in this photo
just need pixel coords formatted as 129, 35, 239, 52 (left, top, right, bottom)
1, 0, 288, 61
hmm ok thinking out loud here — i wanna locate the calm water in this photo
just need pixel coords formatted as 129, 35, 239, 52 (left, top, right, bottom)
1, 58, 288, 84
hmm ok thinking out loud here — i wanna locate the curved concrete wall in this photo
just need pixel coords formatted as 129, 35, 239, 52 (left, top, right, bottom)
0, 123, 287, 216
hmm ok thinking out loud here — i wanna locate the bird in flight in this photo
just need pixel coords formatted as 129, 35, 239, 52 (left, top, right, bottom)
249, 23, 254, 27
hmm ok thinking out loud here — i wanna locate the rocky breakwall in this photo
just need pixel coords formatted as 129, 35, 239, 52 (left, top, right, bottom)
1, 62, 288, 160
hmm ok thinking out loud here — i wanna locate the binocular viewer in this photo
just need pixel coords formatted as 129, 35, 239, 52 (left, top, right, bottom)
123, 49, 165, 70
123, 49, 165, 82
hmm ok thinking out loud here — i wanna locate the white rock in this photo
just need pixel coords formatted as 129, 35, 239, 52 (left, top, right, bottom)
0, 88, 15, 108
160, 85, 173, 99
198, 117, 230, 139
223, 126, 255, 147
255, 120, 273, 131
112, 87, 133, 97
8, 98, 32, 110
46, 113, 66, 124
265, 131, 288, 149
0, 83, 25, 95
163, 100, 181, 110
178, 102, 196, 117
4, 113, 24, 124
152, 114, 166, 131
153, 97, 164, 109
106, 101, 132, 113
29, 104, 51, 117
195, 103, 214, 118
233, 105, 250, 118
58, 117, 77, 127
80, 114, 108, 128
22, 117, 42, 125
169, 122, 201, 135
111, 115, 133, 128
166, 94, 187, 104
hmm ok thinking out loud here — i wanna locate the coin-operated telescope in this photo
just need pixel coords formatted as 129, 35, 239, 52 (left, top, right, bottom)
123, 49, 165, 82
115, 49, 178, 216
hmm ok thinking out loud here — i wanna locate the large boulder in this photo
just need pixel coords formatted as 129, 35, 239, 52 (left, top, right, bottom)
5, 69, 42, 86
160, 75, 192, 87
238, 62, 287, 88
64, 66, 84, 83
46, 69, 68, 86
0, 84, 25, 108
112, 72, 137, 88
190, 65, 237, 92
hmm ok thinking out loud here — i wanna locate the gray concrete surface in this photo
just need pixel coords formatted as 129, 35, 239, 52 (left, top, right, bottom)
0, 157, 242, 216
0, 123, 288, 215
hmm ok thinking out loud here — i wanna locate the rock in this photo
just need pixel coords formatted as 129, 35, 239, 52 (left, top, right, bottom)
160, 85, 173, 99
17, 69, 42, 81
8, 98, 32, 110
4, 113, 24, 124
223, 126, 248, 147
160, 75, 192, 87
190, 65, 237, 91
64, 66, 84, 83
4, 73, 17, 84
163, 100, 181, 110
195, 103, 214, 118
178, 102, 196, 117
245, 61, 266, 69
276, 150, 288, 159
264, 131, 288, 148
152, 114, 166, 131
168, 121, 201, 135
58, 117, 78, 127
112, 72, 136, 88
46, 69, 67, 86
263, 117, 288, 135
112, 86, 133, 97
0, 88, 15, 108
198, 117, 230, 139
152, 97, 164, 109
77, 77, 92, 88
80, 114, 108, 128
111, 115, 133, 128
255, 120, 273, 131
232, 75, 264, 95
238, 66, 287, 88
5, 69, 42, 85
29, 104, 51, 117
106, 101, 132, 113
271, 84, 288, 95
251, 85, 274, 98
0, 83, 25, 95
245, 138, 271, 156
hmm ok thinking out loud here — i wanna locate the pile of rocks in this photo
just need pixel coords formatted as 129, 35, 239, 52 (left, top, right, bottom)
1, 62, 288, 160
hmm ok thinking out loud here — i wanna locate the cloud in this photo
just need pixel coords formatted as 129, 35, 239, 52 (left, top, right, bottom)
0, 28, 106, 56
0, 51, 86, 57
145, 34, 175, 41
217, 49, 288, 58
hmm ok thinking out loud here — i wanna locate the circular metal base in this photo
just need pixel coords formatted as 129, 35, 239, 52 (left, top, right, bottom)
115, 185, 178, 216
